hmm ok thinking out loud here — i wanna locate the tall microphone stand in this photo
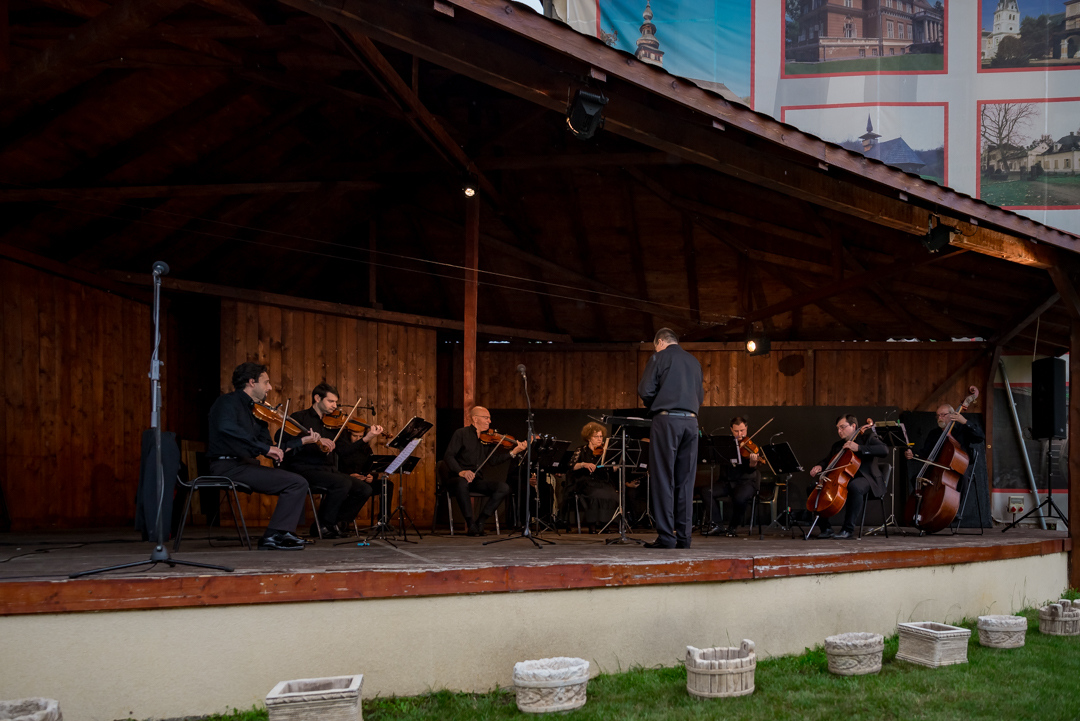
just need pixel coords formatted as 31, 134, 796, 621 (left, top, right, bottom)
485, 365, 553, 549
71, 262, 233, 578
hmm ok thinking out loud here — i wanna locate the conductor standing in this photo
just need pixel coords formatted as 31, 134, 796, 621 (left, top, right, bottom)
638, 328, 703, 549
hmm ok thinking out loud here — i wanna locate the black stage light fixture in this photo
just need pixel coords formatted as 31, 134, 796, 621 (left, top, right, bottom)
462, 174, 478, 198
746, 336, 770, 356
566, 89, 608, 140
923, 215, 953, 253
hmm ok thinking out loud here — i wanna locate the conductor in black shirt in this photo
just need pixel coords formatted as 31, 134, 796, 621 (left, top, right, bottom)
207, 362, 318, 550
439, 406, 527, 536
638, 328, 704, 549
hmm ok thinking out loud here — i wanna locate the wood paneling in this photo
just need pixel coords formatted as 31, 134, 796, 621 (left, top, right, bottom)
0, 259, 153, 530
474, 344, 987, 412
218, 300, 437, 526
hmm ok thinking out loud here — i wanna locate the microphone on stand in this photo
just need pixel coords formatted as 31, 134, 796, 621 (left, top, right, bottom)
517, 364, 527, 379
152, 261, 170, 277
769, 431, 784, 444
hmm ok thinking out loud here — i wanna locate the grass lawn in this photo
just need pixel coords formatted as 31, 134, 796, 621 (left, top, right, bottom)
981, 175, 1080, 207
784, 53, 944, 75
201, 608, 1080, 721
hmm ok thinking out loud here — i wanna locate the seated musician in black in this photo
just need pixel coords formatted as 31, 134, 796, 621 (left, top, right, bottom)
701, 416, 761, 537
336, 414, 391, 526
567, 422, 619, 533
808, 415, 888, 540
904, 403, 985, 465
439, 406, 526, 536
285, 384, 377, 538
207, 362, 318, 551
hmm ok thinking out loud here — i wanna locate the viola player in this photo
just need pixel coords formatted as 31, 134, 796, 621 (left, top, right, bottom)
701, 416, 761, 538
437, 406, 527, 536
808, 415, 887, 539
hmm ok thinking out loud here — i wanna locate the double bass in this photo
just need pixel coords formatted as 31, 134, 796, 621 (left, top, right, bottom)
806, 418, 875, 519
904, 386, 980, 534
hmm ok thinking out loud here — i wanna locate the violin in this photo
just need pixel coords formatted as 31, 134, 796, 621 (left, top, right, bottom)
251, 400, 332, 453
739, 437, 761, 459
904, 386, 979, 534
806, 417, 874, 518
479, 428, 519, 448
322, 407, 391, 440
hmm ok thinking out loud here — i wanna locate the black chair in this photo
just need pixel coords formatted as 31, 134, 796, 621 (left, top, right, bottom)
858, 463, 893, 539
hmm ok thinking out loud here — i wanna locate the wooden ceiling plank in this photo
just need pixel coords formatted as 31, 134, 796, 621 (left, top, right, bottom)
0, 180, 380, 202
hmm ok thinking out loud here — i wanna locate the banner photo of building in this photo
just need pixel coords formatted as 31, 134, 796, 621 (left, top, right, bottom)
559, 0, 1080, 236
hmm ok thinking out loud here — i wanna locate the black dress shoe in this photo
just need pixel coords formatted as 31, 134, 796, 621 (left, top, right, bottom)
835, 530, 855, 539
725, 527, 739, 538
281, 531, 314, 545
258, 532, 305, 551
466, 523, 487, 537
310, 523, 342, 539
816, 528, 835, 539
675, 541, 689, 549
644, 540, 675, 549
702, 524, 723, 537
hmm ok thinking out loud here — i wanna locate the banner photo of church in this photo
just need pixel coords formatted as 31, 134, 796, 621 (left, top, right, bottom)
980, 0, 1080, 71
978, 98, 1080, 209
784, 0, 946, 77
782, 104, 947, 186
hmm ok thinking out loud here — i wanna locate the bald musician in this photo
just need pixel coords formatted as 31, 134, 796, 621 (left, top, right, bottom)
438, 406, 527, 536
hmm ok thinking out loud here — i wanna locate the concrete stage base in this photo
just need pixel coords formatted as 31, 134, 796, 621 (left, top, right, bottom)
0, 552, 1067, 721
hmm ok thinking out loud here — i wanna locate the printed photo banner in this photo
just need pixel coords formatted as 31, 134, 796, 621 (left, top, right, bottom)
560, 0, 1080, 235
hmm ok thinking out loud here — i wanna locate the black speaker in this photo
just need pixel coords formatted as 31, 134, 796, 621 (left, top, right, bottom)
1031, 357, 1067, 441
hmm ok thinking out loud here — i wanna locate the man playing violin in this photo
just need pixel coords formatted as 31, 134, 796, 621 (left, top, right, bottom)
285, 384, 381, 539
207, 362, 317, 551
439, 406, 527, 536
702, 416, 761, 538
808, 415, 888, 540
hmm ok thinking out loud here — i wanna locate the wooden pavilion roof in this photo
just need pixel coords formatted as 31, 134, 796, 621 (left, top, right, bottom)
3, 0, 1079, 350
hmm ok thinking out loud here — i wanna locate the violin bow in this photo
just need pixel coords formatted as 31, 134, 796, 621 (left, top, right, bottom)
275, 398, 290, 450
598, 436, 611, 468
742, 417, 774, 448
330, 397, 364, 445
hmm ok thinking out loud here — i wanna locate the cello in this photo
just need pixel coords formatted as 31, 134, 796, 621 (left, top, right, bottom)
904, 386, 980, 534
806, 417, 875, 521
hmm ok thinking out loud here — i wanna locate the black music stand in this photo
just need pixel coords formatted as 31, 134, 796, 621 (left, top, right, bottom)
697, 434, 740, 530
870, 421, 909, 537
364, 417, 431, 547
597, 414, 652, 545
759, 442, 803, 539
951, 448, 987, 536
530, 436, 569, 534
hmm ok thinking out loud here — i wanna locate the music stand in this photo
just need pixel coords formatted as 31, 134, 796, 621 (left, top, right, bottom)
697, 435, 739, 529
759, 442, 803, 539
531, 436, 569, 534
597, 414, 651, 545
365, 417, 432, 547
870, 421, 909, 537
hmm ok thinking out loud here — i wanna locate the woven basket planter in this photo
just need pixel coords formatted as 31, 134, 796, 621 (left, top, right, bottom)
513, 657, 590, 714
824, 632, 884, 676
896, 622, 971, 668
266, 675, 363, 721
1038, 600, 1080, 636
0, 698, 61, 721
685, 640, 756, 698
977, 615, 1028, 648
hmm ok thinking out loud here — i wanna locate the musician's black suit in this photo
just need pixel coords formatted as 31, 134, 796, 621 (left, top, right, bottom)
812, 431, 888, 534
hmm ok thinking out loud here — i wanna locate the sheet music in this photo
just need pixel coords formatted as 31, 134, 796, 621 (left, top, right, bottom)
385, 438, 421, 474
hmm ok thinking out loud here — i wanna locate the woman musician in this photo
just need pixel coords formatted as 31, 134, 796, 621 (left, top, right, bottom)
566, 422, 619, 533
807, 414, 888, 540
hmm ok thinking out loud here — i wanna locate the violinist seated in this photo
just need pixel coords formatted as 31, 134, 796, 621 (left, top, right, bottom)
808, 415, 888, 540
438, 406, 526, 536
283, 383, 377, 539
701, 416, 761, 538
567, 422, 619, 533
207, 362, 317, 551
904, 404, 985, 466
336, 418, 392, 520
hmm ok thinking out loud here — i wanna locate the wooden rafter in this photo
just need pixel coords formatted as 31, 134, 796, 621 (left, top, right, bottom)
0, 181, 380, 202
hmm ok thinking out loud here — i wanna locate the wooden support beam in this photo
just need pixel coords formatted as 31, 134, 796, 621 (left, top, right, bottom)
0, 181, 381, 203
1070, 319, 1080, 589
477, 152, 674, 171
0, 0, 188, 99
464, 196, 479, 411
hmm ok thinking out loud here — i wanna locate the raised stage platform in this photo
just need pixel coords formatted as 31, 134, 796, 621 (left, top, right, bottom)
0, 526, 1072, 721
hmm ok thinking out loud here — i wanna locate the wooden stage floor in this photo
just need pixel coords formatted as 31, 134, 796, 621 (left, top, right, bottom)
0, 524, 1070, 616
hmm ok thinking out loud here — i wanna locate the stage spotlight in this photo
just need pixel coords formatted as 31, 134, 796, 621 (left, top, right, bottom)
746, 336, 770, 356
566, 89, 608, 140
463, 174, 478, 198
923, 215, 953, 253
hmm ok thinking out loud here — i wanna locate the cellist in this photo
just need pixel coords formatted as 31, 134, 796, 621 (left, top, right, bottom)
904, 404, 984, 468
808, 415, 888, 540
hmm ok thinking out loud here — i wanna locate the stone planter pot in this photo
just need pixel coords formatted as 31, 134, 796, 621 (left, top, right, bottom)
824, 632, 884, 676
266, 675, 363, 721
513, 657, 590, 714
685, 640, 756, 698
1038, 599, 1080, 636
0, 699, 61, 721
977, 615, 1028, 648
896, 622, 971, 668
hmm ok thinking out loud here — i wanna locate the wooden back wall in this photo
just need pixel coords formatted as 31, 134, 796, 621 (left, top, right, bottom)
0, 259, 153, 530
219, 300, 437, 527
